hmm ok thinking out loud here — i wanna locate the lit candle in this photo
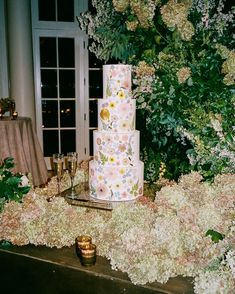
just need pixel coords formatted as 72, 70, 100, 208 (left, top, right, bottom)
12, 111, 18, 120
75, 235, 92, 258
76, 235, 92, 247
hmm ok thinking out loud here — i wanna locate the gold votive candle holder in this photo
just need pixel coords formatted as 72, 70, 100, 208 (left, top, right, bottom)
76, 235, 92, 247
12, 111, 18, 120
75, 235, 92, 257
80, 244, 96, 267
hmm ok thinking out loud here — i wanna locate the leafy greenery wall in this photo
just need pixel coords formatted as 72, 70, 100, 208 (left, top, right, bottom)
80, 0, 235, 181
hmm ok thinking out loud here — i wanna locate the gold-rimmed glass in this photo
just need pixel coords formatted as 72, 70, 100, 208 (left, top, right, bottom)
53, 153, 64, 195
66, 152, 78, 198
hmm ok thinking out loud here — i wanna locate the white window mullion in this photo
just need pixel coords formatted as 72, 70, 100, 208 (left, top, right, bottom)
56, 37, 61, 154
0, 0, 9, 98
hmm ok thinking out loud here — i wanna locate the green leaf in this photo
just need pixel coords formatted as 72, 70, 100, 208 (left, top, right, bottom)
0, 157, 30, 209
0, 240, 12, 248
19, 186, 31, 194
3, 157, 14, 169
130, 181, 139, 196
106, 82, 112, 97
6, 176, 21, 186
99, 151, 108, 165
206, 229, 224, 243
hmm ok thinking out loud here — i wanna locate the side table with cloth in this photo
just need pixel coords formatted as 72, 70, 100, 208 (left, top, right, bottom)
0, 117, 48, 186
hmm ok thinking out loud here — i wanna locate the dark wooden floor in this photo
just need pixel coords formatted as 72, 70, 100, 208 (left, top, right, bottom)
0, 245, 194, 294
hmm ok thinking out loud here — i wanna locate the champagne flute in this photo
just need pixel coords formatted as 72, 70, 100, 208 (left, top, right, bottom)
53, 153, 64, 195
66, 152, 78, 198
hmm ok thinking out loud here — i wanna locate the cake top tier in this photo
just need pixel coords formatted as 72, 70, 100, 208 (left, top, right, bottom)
103, 64, 132, 99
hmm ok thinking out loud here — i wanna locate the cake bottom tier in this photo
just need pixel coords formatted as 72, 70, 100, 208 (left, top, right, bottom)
89, 160, 144, 202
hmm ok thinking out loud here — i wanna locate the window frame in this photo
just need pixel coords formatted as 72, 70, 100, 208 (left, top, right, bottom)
31, 0, 89, 168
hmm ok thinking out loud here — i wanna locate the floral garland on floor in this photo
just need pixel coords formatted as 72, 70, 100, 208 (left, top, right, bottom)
0, 171, 235, 293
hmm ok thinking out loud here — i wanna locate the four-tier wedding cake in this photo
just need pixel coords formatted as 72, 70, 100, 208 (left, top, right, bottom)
89, 64, 144, 202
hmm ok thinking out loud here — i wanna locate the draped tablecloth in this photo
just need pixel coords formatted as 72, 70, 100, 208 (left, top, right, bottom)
0, 117, 48, 186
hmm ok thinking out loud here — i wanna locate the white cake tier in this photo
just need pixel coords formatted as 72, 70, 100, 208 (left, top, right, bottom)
93, 130, 140, 167
89, 160, 144, 202
103, 64, 132, 99
98, 97, 136, 132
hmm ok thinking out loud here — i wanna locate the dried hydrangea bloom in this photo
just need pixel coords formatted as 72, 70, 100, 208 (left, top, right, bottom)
178, 20, 195, 41
176, 66, 191, 83
130, 0, 157, 28
80, 159, 89, 172
112, 0, 129, 12
126, 19, 139, 31
135, 61, 155, 77
215, 43, 231, 59
223, 73, 235, 86
222, 51, 235, 74
113, 0, 159, 28
161, 0, 194, 41
160, 0, 188, 29
221, 51, 235, 85
194, 266, 235, 294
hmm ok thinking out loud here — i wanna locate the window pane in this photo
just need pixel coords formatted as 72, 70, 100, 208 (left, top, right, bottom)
58, 38, 74, 68
39, 0, 56, 21
89, 100, 98, 127
43, 130, 59, 156
40, 37, 57, 67
60, 100, 75, 127
89, 51, 103, 68
57, 0, 74, 22
89, 129, 94, 156
61, 130, 76, 154
42, 100, 58, 128
59, 70, 75, 98
41, 69, 58, 98
88, 0, 96, 14
89, 70, 103, 98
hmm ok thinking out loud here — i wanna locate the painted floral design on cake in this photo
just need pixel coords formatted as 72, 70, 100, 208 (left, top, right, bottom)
98, 97, 136, 132
104, 64, 131, 99
93, 131, 140, 167
89, 64, 144, 202
89, 162, 144, 201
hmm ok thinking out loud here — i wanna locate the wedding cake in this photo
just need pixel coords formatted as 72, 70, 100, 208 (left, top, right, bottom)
89, 64, 144, 201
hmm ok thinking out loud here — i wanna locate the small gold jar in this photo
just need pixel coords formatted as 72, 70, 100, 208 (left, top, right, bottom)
75, 235, 92, 257
80, 243, 96, 266
76, 235, 92, 247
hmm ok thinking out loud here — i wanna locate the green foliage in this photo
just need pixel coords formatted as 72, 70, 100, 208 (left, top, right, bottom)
80, 0, 235, 181
206, 229, 225, 243
0, 157, 30, 211
0, 98, 15, 113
